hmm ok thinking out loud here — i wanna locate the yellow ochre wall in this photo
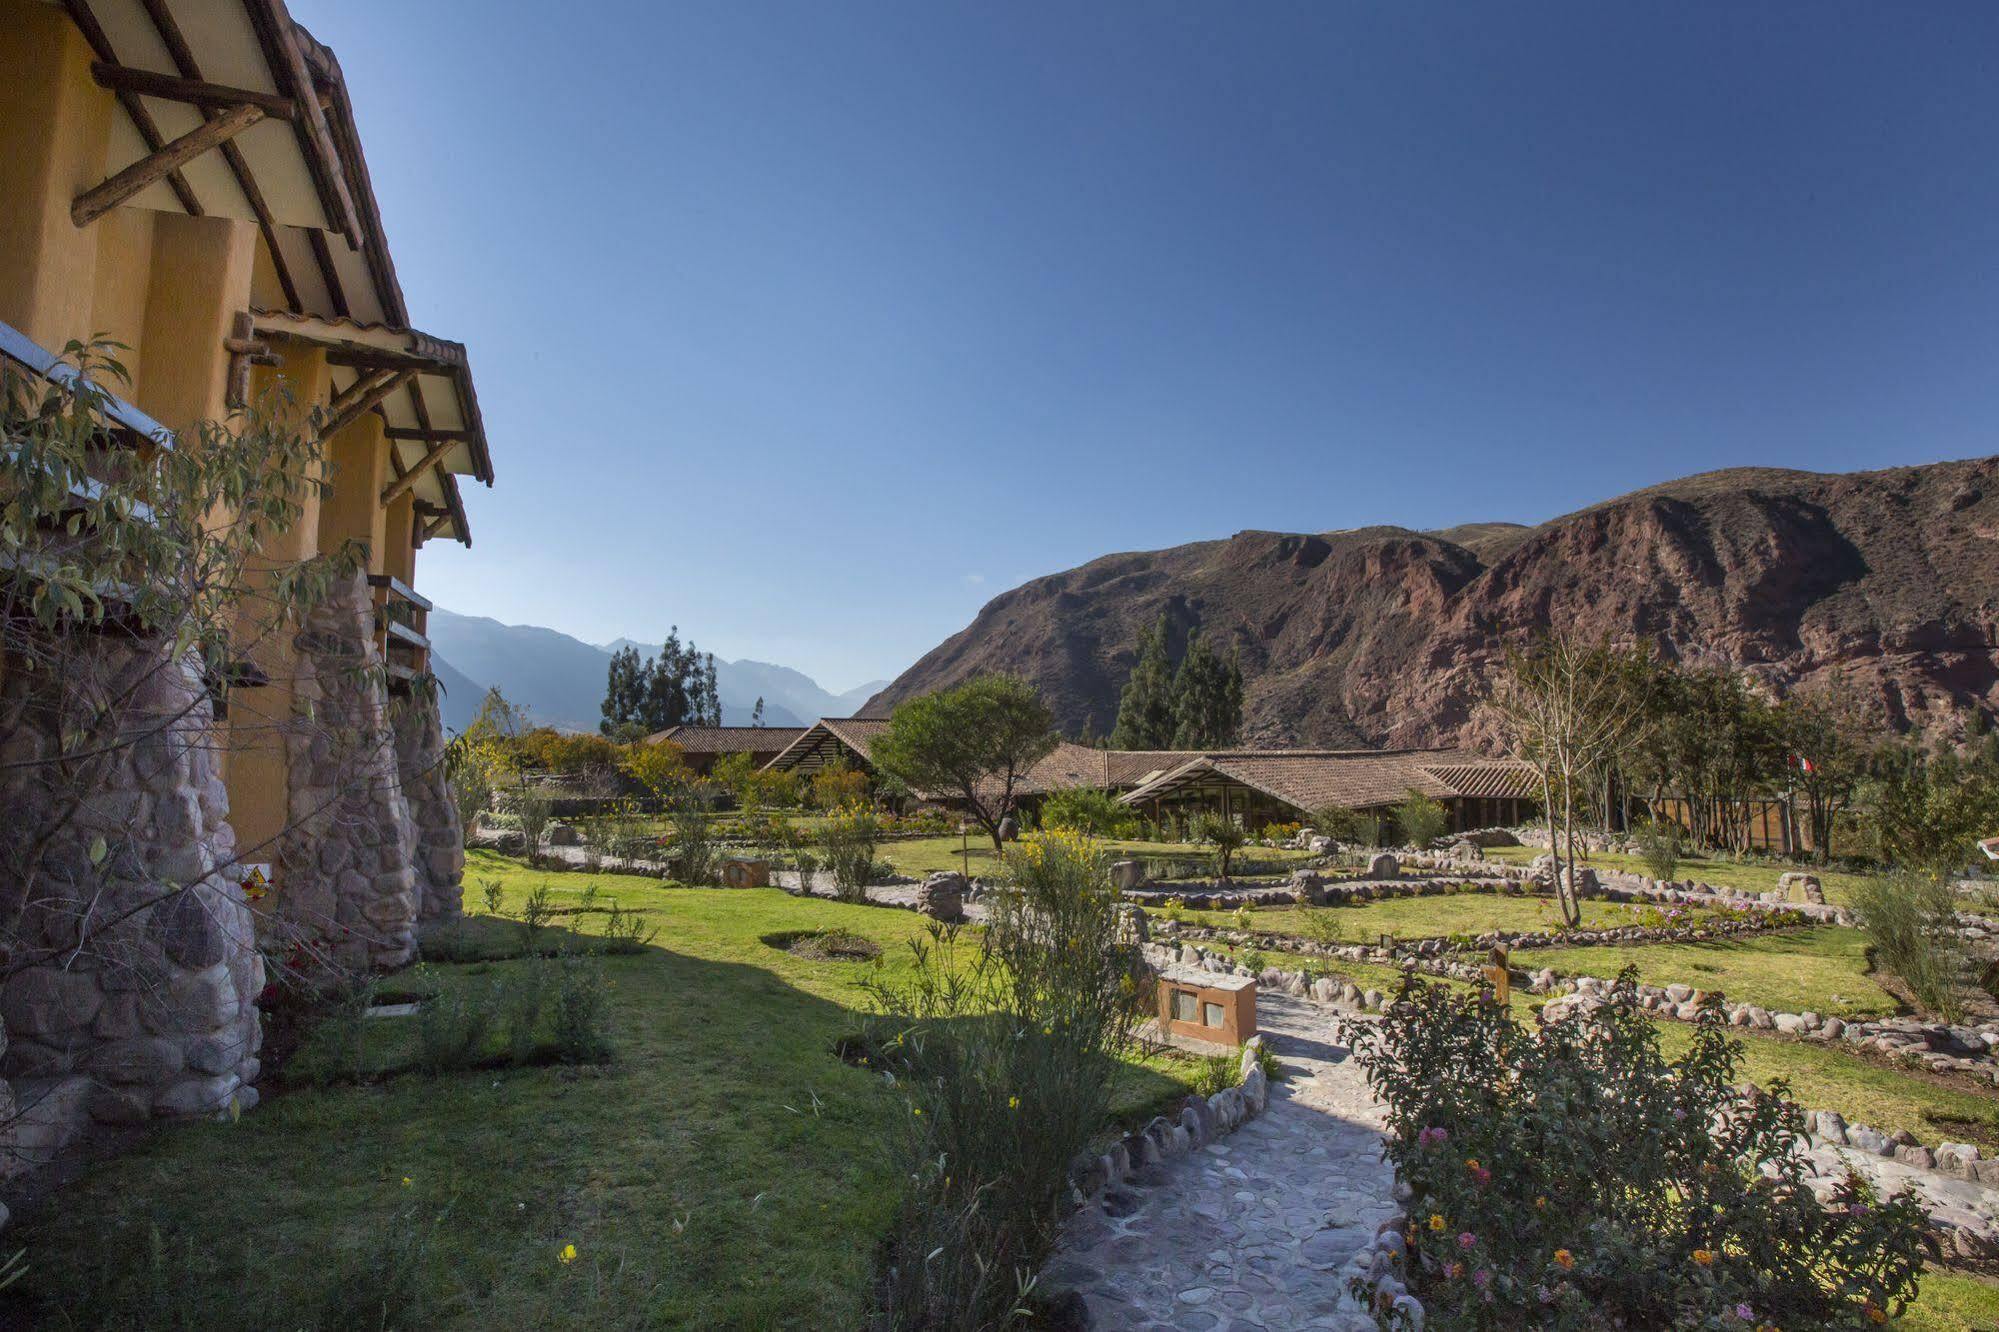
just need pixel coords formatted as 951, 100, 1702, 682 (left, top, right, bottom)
0, 2, 414, 870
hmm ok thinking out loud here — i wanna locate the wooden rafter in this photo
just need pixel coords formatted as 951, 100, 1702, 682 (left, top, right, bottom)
90, 62, 299, 119
129, 0, 302, 310
380, 440, 453, 506
61, 1, 202, 217
241, 0, 361, 242
72, 102, 265, 227
384, 427, 472, 442
321, 367, 412, 439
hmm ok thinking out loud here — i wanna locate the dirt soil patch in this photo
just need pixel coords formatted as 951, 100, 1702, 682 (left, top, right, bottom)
763, 929, 883, 963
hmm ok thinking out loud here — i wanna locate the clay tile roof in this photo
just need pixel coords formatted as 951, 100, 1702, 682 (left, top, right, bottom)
761, 717, 892, 772
645, 725, 806, 753
1121, 749, 1534, 814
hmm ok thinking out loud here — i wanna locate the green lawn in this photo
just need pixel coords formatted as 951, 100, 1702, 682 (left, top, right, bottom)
1512, 926, 1899, 1019
1177, 892, 1721, 944
5, 851, 1194, 1329
1482, 844, 1881, 906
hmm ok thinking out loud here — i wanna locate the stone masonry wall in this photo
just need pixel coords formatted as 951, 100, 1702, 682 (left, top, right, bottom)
0, 644, 263, 1167
392, 686, 464, 929
268, 571, 419, 977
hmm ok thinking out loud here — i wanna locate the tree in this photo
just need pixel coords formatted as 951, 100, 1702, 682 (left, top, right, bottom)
1170, 632, 1244, 749
1191, 812, 1250, 879
751, 696, 765, 727
620, 738, 695, 802
600, 626, 724, 734
809, 760, 869, 810
871, 675, 1058, 850
1110, 615, 1177, 750
600, 646, 648, 736
1864, 753, 1999, 880
1492, 633, 1647, 926
1394, 791, 1448, 848
1777, 682, 1870, 863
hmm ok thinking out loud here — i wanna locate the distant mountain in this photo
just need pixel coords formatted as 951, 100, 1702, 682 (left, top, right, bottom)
869, 457, 1999, 747
428, 609, 851, 735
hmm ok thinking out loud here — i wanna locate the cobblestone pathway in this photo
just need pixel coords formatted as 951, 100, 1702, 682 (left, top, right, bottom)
1044, 993, 1398, 1330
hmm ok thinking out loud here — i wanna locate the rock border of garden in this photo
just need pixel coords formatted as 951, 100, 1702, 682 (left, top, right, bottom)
1063, 1034, 1272, 1210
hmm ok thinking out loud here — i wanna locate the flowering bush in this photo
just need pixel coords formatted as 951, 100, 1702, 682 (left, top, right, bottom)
1348, 973, 1929, 1329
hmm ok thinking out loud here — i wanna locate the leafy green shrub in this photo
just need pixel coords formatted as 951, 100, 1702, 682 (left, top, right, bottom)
552, 955, 612, 1063
1041, 786, 1142, 838
502, 961, 553, 1065
1238, 947, 1267, 975
518, 881, 556, 956
414, 973, 496, 1074
862, 828, 1147, 1328
821, 802, 882, 902
1635, 817, 1685, 881
1297, 906, 1348, 948
599, 903, 659, 955
1191, 1052, 1242, 1097
1315, 804, 1382, 848
666, 795, 718, 885
1853, 873, 1965, 1019
1394, 790, 1448, 847
1348, 973, 1929, 1329
1191, 812, 1250, 879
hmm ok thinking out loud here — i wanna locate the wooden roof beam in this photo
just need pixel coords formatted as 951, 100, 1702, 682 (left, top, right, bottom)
321, 366, 412, 439
90, 62, 301, 120
72, 102, 264, 227
380, 439, 453, 506
384, 428, 472, 442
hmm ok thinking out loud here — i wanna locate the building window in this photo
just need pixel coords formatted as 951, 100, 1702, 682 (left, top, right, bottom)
1203, 1001, 1225, 1028
1172, 990, 1198, 1023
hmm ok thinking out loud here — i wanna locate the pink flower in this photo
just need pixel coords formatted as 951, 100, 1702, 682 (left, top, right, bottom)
1735, 1304, 1754, 1321
1457, 1232, 1477, 1250
1848, 1202, 1869, 1217
1473, 1268, 1491, 1288
1417, 1125, 1448, 1147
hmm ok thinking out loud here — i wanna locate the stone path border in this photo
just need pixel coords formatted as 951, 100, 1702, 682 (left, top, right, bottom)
1045, 994, 1409, 1330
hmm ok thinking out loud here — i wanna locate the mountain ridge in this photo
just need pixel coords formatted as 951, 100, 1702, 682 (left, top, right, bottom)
867, 456, 1999, 747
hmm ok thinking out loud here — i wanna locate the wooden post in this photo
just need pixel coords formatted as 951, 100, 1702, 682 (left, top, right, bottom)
72, 102, 266, 226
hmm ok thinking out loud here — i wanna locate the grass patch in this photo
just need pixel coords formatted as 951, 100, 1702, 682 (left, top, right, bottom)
1511, 927, 1898, 1019
1482, 844, 1879, 907
6, 850, 1194, 1329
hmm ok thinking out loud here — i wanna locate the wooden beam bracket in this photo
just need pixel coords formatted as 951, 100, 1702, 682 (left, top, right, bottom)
223, 311, 282, 409
320, 367, 413, 440
380, 440, 454, 506
72, 101, 265, 227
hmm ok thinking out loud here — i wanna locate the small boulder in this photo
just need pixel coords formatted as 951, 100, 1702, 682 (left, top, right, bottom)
1367, 853, 1400, 880
916, 872, 967, 923
545, 822, 580, 847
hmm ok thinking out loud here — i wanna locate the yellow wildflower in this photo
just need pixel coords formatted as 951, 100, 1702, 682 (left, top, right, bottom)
558, 1243, 578, 1265
1552, 1249, 1574, 1271
1428, 1214, 1446, 1232
400, 1176, 412, 1188
1692, 1249, 1714, 1267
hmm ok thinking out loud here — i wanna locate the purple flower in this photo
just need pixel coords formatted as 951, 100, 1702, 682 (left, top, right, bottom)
1473, 1268, 1491, 1288
1735, 1304, 1755, 1321
1458, 1231, 1477, 1250
1849, 1202, 1869, 1217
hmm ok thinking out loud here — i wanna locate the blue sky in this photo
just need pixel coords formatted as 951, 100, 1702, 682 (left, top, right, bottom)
298, 1, 1999, 691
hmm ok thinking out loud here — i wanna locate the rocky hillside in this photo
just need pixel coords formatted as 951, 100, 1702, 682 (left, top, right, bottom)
868, 458, 1999, 747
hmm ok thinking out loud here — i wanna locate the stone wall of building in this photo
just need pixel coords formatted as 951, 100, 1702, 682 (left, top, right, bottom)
269, 572, 419, 977
392, 686, 464, 929
0, 644, 262, 1166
